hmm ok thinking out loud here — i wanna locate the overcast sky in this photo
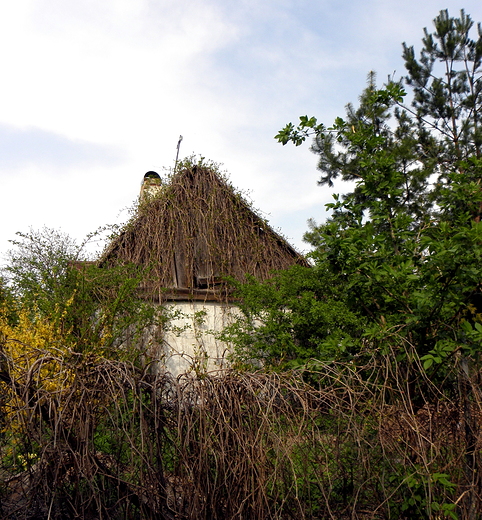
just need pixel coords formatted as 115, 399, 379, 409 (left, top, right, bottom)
1, 0, 481, 260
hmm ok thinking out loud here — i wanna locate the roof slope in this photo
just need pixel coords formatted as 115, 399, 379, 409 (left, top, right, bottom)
100, 161, 308, 301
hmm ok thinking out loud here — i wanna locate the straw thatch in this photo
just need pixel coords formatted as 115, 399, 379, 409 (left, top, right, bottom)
100, 161, 308, 302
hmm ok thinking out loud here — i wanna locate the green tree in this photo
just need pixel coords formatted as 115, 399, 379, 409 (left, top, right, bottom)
230, 9, 482, 380
1, 226, 157, 357
3, 227, 85, 315
222, 266, 365, 369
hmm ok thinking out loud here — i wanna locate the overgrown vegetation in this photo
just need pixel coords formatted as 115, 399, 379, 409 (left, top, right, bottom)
1, 8, 482, 520
2, 337, 479, 520
101, 157, 307, 300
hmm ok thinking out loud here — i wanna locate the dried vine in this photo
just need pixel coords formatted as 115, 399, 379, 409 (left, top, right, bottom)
100, 159, 308, 301
1, 341, 482, 519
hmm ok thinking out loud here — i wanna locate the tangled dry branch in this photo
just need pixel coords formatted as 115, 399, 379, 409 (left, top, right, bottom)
1, 345, 481, 519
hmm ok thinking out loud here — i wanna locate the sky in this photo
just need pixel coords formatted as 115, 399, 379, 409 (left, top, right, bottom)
1, 0, 481, 260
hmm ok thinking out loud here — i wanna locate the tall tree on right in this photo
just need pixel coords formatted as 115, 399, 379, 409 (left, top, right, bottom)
272, 8, 482, 393
269, 12, 482, 517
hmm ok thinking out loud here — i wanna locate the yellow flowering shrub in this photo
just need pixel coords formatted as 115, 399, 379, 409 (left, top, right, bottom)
0, 304, 75, 470
0, 307, 73, 390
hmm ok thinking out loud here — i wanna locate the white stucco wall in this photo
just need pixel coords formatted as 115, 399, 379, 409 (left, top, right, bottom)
146, 301, 240, 377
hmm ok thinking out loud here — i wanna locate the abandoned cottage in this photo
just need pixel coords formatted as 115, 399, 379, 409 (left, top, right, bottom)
100, 161, 308, 375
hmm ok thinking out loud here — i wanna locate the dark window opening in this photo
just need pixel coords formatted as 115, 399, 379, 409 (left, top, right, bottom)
194, 275, 223, 290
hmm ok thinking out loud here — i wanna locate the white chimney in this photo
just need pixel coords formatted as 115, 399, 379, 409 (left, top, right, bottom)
140, 171, 162, 203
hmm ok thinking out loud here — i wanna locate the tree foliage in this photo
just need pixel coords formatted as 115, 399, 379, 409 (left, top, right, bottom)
1, 227, 157, 357
221, 266, 365, 369
232, 9, 482, 384
3, 227, 83, 312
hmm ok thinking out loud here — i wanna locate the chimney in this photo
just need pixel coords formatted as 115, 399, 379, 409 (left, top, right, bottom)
140, 171, 162, 203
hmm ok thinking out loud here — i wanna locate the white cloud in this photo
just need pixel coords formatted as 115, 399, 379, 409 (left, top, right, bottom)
0, 124, 124, 169
2, 0, 482, 257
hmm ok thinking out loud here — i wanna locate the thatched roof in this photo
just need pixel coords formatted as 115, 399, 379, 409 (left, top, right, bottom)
100, 161, 308, 301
